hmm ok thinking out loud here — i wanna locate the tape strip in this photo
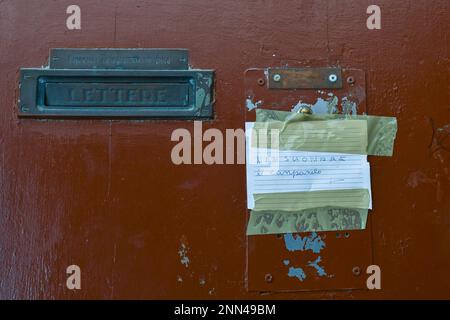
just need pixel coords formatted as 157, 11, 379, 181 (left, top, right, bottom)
247, 207, 369, 235
252, 189, 370, 212
254, 109, 397, 156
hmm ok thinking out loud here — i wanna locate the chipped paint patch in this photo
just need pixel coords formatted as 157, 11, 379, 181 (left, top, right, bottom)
288, 267, 306, 281
283, 259, 290, 266
283, 232, 326, 253
196, 87, 206, 107
177, 275, 183, 282
310, 98, 328, 114
327, 96, 339, 113
290, 94, 359, 115
246, 98, 262, 111
307, 256, 327, 277
178, 242, 190, 268
199, 276, 206, 286
291, 96, 338, 114
407, 171, 434, 188
342, 97, 358, 115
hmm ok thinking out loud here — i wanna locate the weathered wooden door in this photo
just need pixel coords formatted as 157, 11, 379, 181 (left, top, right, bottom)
0, 0, 449, 299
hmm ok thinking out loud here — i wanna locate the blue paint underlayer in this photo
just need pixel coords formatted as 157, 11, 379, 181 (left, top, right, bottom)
283, 232, 325, 253
287, 267, 306, 281
307, 256, 327, 277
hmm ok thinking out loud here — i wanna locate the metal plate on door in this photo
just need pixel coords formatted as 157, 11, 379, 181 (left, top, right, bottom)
49, 48, 189, 70
18, 49, 214, 119
245, 67, 372, 292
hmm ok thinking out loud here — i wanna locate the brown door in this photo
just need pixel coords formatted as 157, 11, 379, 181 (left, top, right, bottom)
0, 0, 449, 299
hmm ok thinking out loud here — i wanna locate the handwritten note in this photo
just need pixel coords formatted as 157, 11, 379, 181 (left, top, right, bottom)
245, 122, 372, 211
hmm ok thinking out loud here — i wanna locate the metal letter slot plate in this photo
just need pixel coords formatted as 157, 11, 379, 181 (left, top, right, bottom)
18, 49, 214, 118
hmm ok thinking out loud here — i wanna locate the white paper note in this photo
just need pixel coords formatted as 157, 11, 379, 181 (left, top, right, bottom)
245, 122, 372, 210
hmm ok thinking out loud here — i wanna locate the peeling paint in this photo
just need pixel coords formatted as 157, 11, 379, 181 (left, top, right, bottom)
283, 232, 326, 253
196, 87, 206, 108
283, 233, 330, 283
310, 98, 328, 114
342, 97, 358, 115
307, 256, 327, 277
326, 96, 339, 114
407, 171, 434, 188
291, 100, 316, 113
178, 242, 190, 268
246, 98, 262, 111
292, 95, 358, 115
288, 267, 306, 281
291, 96, 338, 114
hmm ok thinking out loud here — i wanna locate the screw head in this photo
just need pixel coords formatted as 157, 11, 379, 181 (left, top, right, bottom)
273, 74, 281, 82
257, 78, 265, 86
328, 74, 338, 83
264, 273, 273, 283
346, 76, 355, 84
352, 266, 361, 276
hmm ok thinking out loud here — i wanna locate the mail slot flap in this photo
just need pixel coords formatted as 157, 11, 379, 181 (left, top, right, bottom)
39, 76, 194, 108
19, 68, 214, 119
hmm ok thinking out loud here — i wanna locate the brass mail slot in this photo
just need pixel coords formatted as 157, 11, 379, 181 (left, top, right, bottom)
18, 49, 214, 119
42, 78, 192, 108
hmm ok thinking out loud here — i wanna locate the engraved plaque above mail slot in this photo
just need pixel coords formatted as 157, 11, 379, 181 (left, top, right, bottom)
18, 49, 214, 118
